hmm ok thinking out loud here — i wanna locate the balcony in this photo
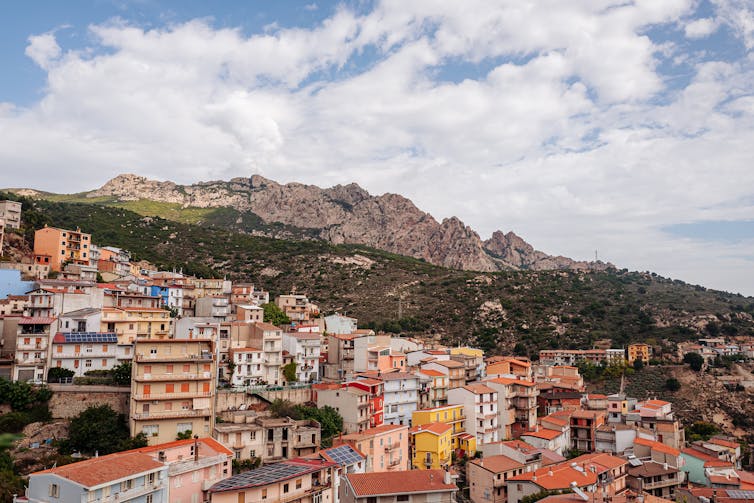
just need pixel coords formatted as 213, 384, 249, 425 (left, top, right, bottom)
15, 358, 45, 365
17, 342, 48, 350
384, 442, 401, 452
134, 353, 213, 362
168, 453, 229, 476
388, 458, 402, 467
134, 372, 212, 382
133, 391, 212, 400
132, 408, 211, 420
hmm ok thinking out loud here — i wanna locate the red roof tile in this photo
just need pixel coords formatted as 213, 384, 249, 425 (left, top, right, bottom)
345, 470, 456, 496
34, 451, 163, 487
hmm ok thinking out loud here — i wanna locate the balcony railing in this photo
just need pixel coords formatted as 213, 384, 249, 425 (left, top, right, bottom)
134, 353, 213, 362
132, 408, 211, 420
134, 372, 212, 382
168, 454, 229, 476
133, 391, 212, 400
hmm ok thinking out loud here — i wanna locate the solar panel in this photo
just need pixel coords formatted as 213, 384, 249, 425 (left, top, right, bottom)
324, 445, 364, 466
209, 462, 312, 492
62, 332, 118, 344
726, 490, 754, 499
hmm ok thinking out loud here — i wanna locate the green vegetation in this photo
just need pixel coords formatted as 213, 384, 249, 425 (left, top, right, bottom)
47, 367, 75, 383
687, 421, 720, 442
262, 303, 291, 325
62, 405, 147, 455
176, 430, 193, 441
665, 377, 681, 392
0, 379, 53, 434
111, 362, 132, 386
269, 399, 343, 447
684, 352, 704, 371
232, 457, 261, 474
282, 362, 298, 382
6, 193, 754, 355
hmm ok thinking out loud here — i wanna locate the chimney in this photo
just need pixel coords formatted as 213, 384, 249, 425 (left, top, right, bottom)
444, 470, 451, 485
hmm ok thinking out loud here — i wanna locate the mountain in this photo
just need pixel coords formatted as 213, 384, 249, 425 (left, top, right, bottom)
71, 173, 610, 273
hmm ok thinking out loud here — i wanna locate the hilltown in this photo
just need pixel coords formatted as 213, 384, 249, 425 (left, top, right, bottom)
0, 207, 753, 503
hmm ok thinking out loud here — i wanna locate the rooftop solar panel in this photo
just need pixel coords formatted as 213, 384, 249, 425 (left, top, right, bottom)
62, 332, 118, 343
210, 462, 312, 492
323, 445, 364, 466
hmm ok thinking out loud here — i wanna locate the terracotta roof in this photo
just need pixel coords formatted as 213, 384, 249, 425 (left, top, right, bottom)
430, 360, 464, 368
709, 438, 740, 449
342, 424, 407, 439
34, 451, 163, 487
628, 461, 679, 477
419, 369, 445, 377
682, 447, 720, 462
411, 423, 452, 436
345, 470, 456, 496
470, 454, 523, 473
521, 428, 564, 441
540, 415, 569, 427
136, 437, 233, 456
634, 437, 681, 457
18, 316, 55, 324
705, 460, 735, 468
487, 377, 536, 387
463, 383, 496, 394
571, 410, 605, 419
508, 461, 597, 489
253, 322, 281, 331
708, 474, 739, 486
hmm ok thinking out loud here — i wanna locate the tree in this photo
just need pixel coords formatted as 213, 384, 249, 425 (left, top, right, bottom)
687, 421, 720, 442
111, 362, 132, 386
632, 357, 644, 371
683, 352, 704, 371
47, 367, 75, 383
67, 405, 136, 455
665, 378, 681, 392
283, 362, 298, 383
176, 430, 193, 440
262, 303, 290, 326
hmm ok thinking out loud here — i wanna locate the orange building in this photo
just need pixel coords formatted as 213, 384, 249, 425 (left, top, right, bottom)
33, 226, 92, 272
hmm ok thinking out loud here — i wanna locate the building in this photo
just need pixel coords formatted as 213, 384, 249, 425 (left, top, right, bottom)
338, 424, 409, 472
486, 357, 533, 380
249, 322, 283, 386
282, 331, 321, 383
49, 331, 125, 376
450, 347, 485, 383
346, 378, 385, 428
447, 383, 499, 446
421, 360, 466, 390
208, 458, 337, 503
485, 377, 539, 439
412, 404, 475, 455
316, 385, 371, 433
275, 293, 319, 322
13, 316, 56, 382
213, 413, 320, 463
627, 344, 651, 365
0, 200, 22, 229
340, 469, 457, 503
417, 369, 448, 408
627, 461, 684, 500
410, 423, 453, 470
130, 337, 216, 444
379, 372, 419, 426
570, 410, 606, 453
33, 226, 92, 272
324, 313, 358, 335
519, 427, 570, 457
467, 454, 528, 503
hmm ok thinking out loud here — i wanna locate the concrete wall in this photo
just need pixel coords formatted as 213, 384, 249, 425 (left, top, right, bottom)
48, 384, 129, 418
216, 386, 313, 412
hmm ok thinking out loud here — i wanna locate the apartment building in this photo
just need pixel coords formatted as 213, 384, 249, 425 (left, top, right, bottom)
230, 282, 267, 306
447, 383, 499, 446
249, 322, 283, 386
628, 343, 651, 364
149, 284, 184, 317
282, 331, 321, 383
347, 378, 385, 428
13, 316, 55, 382
130, 337, 216, 444
228, 347, 264, 386
213, 413, 320, 462
570, 410, 607, 453
49, 331, 126, 376
195, 296, 231, 321
33, 226, 92, 272
324, 313, 358, 334
485, 356, 532, 380
380, 372, 419, 426
485, 377, 539, 439
450, 347, 485, 383
0, 200, 22, 229
627, 461, 684, 499
338, 424, 410, 472
275, 293, 318, 322
467, 454, 528, 503
316, 385, 371, 433
412, 404, 475, 455
208, 458, 337, 503
418, 369, 449, 408
421, 360, 466, 390
410, 422, 452, 470
340, 470, 457, 503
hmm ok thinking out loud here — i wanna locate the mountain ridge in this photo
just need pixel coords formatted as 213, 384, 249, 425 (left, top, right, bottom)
18, 173, 613, 273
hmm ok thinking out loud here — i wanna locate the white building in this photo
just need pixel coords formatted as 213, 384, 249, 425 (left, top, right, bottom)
379, 372, 419, 426
282, 332, 321, 383
447, 383, 499, 446
50, 332, 127, 376
250, 322, 283, 386
324, 313, 358, 334
229, 347, 265, 387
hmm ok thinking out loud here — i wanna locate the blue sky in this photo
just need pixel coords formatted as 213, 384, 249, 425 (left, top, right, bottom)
1, 0, 753, 295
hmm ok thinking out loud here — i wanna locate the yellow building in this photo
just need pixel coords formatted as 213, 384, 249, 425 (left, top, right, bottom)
412, 404, 476, 455
627, 343, 650, 364
130, 337, 216, 445
410, 422, 453, 470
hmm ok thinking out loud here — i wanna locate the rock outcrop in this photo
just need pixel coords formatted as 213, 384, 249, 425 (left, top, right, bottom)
89, 173, 611, 272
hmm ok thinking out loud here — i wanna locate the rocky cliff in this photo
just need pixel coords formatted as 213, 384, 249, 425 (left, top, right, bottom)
88, 173, 611, 272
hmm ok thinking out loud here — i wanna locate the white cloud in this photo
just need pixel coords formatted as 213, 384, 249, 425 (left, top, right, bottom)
25, 33, 61, 69
3, 0, 754, 295
684, 17, 719, 38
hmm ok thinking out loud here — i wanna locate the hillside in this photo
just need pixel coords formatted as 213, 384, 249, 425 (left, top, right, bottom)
5, 194, 754, 358
12, 174, 612, 273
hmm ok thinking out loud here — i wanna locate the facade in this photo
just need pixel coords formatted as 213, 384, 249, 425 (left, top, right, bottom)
249, 322, 283, 386
338, 424, 410, 472
275, 293, 318, 322
627, 461, 684, 499
418, 369, 448, 408
380, 372, 419, 426
410, 422, 453, 470
467, 454, 527, 503
627, 344, 651, 364
412, 404, 475, 455
421, 360, 465, 390
316, 385, 371, 433
214, 413, 320, 463
485, 377, 539, 439
282, 331, 321, 383
33, 226, 92, 272
570, 410, 606, 452
0, 200, 22, 229
340, 470, 457, 503
324, 313, 358, 334
449, 347, 485, 383
447, 383, 499, 446
209, 458, 337, 503
50, 331, 123, 376
130, 337, 216, 444
347, 378, 385, 428
228, 347, 264, 387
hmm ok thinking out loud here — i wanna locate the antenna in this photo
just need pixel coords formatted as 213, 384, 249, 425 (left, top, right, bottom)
595, 250, 598, 262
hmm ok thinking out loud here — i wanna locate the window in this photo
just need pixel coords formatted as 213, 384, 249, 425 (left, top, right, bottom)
102, 360, 107, 367
146, 496, 153, 503
261, 489, 267, 499
85, 359, 92, 368
367, 498, 377, 503
181, 383, 189, 393
397, 496, 409, 502
49, 483, 60, 497
166, 384, 174, 393
23, 338, 30, 345
283, 483, 289, 493
166, 364, 173, 374
142, 424, 159, 437
177, 423, 192, 434
102, 345, 108, 352
296, 479, 302, 489
148, 472, 155, 485
250, 431, 256, 440
120, 479, 133, 491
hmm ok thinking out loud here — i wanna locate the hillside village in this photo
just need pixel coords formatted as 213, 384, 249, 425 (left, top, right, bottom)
2, 200, 754, 503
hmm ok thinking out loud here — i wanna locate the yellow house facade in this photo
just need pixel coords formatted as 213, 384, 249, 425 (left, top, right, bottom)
410, 422, 452, 470
412, 404, 476, 455
627, 343, 650, 364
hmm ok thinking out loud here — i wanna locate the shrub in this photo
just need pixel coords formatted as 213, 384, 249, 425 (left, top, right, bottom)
665, 378, 681, 392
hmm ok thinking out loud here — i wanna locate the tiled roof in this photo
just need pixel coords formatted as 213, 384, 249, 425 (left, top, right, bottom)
521, 428, 564, 440
463, 383, 496, 394
508, 461, 597, 489
345, 470, 456, 496
342, 424, 407, 439
634, 437, 681, 457
430, 360, 464, 368
411, 423, 452, 436
487, 377, 536, 387
253, 322, 281, 331
34, 451, 163, 488
705, 460, 735, 468
682, 447, 720, 462
18, 316, 55, 325
470, 454, 523, 473
628, 461, 679, 477
419, 369, 445, 377
136, 437, 233, 456
709, 437, 741, 449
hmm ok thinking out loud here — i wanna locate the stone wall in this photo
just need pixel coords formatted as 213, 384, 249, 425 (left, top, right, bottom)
216, 386, 313, 412
48, 384, 129, 418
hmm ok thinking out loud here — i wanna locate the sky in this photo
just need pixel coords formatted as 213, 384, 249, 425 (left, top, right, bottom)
1, 1, 753, 296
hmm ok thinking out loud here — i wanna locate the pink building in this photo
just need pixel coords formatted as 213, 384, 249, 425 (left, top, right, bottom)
338, 424, 410, 472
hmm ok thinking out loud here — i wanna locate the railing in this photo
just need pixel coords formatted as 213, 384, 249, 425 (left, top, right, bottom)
134, 354, 213, 362
15, 358, 45, 365
133, 391, 212, 400
168, 454, 229, 476
91, 481, 163, 502
132, 408, 211, 420
135, 372, 211, 382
